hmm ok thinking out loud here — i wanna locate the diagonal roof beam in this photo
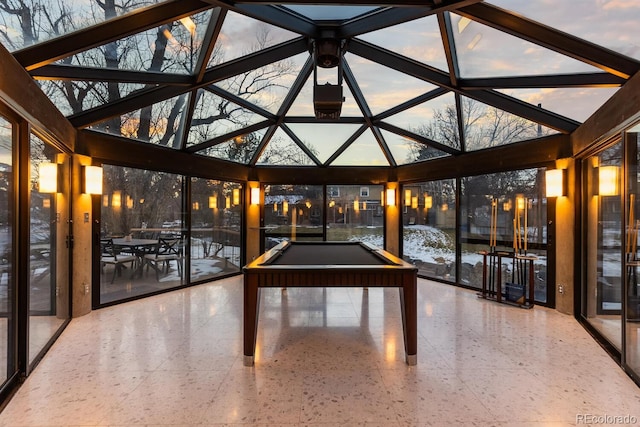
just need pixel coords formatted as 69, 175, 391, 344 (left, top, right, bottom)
68, 37, 308, 128
459, 73, 626, 90
340, 0, 482, 38
348, 38, 580, 133
14, 0, 213, 71
457, 2, 640, 79
29, 65, 193, 86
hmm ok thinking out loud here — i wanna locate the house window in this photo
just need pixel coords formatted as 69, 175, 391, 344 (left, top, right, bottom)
360, 187, 369, 197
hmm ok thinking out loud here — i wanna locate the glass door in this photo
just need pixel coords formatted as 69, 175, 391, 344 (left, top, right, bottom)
624, 126, 640, 379
28, 133, 70, 368
0, 113, 16, 389
583, 140, 623, 351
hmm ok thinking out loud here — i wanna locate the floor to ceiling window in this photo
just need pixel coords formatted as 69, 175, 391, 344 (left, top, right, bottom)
0, 114, 14, 388
190, 177, 242, 282
626, 125, 640, 378
28, 133, 70, 367
326, 185, 384, 244
263, 185, 324, 248
98, 165, 186, 304
584, 139, 623, 351
459, 170, 548, 301
402, 180, 457, 282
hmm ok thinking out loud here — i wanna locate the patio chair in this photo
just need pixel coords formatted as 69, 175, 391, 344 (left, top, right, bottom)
100, 238, 137, 284
143, 237, 183, 281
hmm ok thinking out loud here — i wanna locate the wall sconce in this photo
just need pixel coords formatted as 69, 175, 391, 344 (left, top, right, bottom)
404, 189, 412, 207
225, 196, 231, 209
545, 169, 565, 198
232, 188, 240, 206
283, 200, 289, 214
305, 200, 311, 209
84, 165, 103, 194
598, 165, 620, 196
209, 195, 217, 209
250, 187, 260, 205
441, 203, 449, 211
38, 162, 58, 193
386, 188, 396, 207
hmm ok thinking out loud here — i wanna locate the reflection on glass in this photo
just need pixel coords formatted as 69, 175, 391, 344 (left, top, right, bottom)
331, 129, 389, 166
325, 185, 383, 244
264, 185, 324, 248
625, 127, 640, 377
381, 129, 449, 165
29, 134, 68, 365
459, 170, 548, 301
256, 128, 316, 166
449, 12, 599, 78
359, 14, 449, 72
0, 116, 13, 384
190, 178, 242, 282
197, 129, 267, 164
403, 180, 457, 282
584, 142, 622, 350
496, 88, 619, 124
92, 95, 189, 148
60, 11, 212, 74
490, 0, 640, 62
384, 92, 461, 151
212, 11, 299, 66
0, 1, 164, 51
187, 89, 266, 147
461, 96, 556, 151
99, 165, 185, 304
345, 53, 437, 116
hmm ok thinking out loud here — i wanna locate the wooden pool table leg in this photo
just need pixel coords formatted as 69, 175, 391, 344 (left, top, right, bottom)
243, 275, 261, 366
400, 278, 418, 365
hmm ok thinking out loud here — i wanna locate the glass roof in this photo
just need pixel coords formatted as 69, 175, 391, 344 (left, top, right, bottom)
3, 1, 639, 168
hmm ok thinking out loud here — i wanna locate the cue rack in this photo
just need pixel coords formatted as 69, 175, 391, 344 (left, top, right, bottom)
478, 197, 536, 308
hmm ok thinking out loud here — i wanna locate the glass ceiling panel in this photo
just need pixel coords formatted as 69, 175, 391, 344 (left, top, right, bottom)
381, 129, 449, 165
331, 129, 389, 166
450, 12, 602, 78
281, 5, 381, 20
197, 128, 267, 164
0, 0, 167, 52
287, 123, 362, 164
358, 15, 449, 72
187, 88, 267, 147
496, 87, 620, 123
489, 0, 640, 61
256, 127, 315, 166
345, 53, 438, 116
59, 10, 212, 75
384, 92, 460, 150
215, 53, 307, 114
210, 11, 299, 67
90, 94, 189, 148
460, 95, 558, 152
38, 81, 146, 118
287, 72, 363, 118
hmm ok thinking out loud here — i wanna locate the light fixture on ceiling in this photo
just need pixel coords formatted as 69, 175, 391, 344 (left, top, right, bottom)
312, 38, 345, 120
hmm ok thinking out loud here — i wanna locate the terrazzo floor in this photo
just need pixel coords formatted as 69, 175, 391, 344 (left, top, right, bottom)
1, 276, 639, 426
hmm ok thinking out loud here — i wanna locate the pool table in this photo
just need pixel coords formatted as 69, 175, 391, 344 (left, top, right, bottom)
243, 240, 418, 366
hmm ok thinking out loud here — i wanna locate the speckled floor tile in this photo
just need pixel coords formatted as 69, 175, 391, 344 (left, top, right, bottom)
0, 277, 639, 427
